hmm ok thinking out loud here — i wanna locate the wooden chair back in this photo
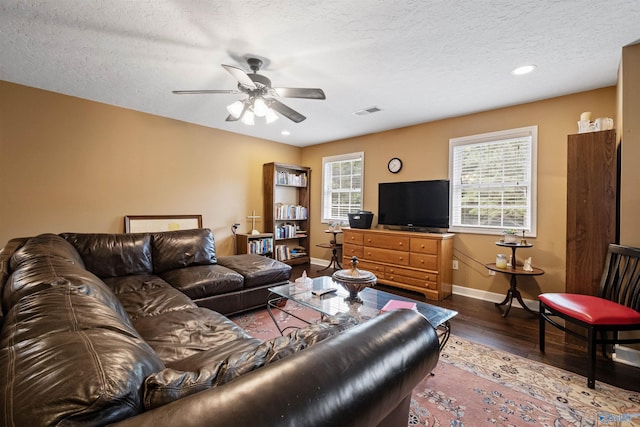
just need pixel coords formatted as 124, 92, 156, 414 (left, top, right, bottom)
600, 244, 640, 310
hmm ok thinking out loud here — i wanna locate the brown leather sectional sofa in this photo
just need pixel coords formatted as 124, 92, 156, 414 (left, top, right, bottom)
0, 229, 440, 426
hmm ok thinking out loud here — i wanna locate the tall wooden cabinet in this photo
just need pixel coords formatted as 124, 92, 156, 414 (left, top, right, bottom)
566, 129, 617, 296
342, 228, 454, 301
263, 162, 310, 265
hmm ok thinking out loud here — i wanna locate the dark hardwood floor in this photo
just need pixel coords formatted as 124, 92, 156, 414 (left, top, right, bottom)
292, 263, 640, 392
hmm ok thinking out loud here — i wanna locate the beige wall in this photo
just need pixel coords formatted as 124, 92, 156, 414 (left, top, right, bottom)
302, 87, 617, 298
1, 81, 621, 297
620, 43, 640, 247
0, 81, 301, 255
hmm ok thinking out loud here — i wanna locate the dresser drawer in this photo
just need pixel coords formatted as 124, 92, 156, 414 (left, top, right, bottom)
342, 243, 363, 259
410, 238, 438, 255
384, 271, 438, 290
363, 247, 409, 266
343, 230, 364, 245
363, 233, 410, 251
347, 259, 385, 275
409, 253, 438, 271
385, 266, 438, 282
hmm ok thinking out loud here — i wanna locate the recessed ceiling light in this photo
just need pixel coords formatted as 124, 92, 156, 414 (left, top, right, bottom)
511, 65, 537, 75
281, 130, 290, 136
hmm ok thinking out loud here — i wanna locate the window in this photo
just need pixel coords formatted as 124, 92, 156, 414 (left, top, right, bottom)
321, 152, 364, 223
449, 126, 537, 236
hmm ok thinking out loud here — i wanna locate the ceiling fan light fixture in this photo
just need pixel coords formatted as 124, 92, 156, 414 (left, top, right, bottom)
226, 100, 245, 118
265, 108, 279, 124
253, 97, 268, 117
241, 110, 255, 125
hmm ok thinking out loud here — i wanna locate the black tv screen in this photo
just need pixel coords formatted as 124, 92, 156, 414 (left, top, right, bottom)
378, 180, 450, 230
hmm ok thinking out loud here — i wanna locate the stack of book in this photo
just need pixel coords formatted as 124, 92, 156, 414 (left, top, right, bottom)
248, 238, 273, 255
276, 171, 308, 186
274, 223, 307, 240
275, 245, 308, 261
275, 203, 308, 220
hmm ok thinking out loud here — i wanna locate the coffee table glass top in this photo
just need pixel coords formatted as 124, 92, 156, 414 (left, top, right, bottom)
269, 276, 457, 328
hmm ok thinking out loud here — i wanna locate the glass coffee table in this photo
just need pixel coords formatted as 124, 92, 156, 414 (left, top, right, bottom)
267, 276, 457, 350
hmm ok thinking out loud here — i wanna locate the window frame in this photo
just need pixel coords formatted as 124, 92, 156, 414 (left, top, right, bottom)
448, 126, 538, 237
321, 152, 364, 224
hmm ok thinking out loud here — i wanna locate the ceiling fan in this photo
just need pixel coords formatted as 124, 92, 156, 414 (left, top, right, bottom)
172, 57, 326, 124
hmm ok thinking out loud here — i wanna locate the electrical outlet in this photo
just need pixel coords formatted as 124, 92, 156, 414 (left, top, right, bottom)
488, 269, 496, 276
452, 260, 459, 270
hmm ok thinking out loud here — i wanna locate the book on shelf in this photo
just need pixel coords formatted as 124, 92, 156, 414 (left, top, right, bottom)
274, 223, 308, 240
247, 238, 273, 255
276, 171, 308, 187
274, 203, 308, 220
275, 244, 307, 261
380, 299, 418, 313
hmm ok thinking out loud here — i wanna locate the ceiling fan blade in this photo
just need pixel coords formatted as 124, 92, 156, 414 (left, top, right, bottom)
273, 87, 326, 100
268, 99, 306, 123
172, 89, 241, 94
222, 64, 258, 90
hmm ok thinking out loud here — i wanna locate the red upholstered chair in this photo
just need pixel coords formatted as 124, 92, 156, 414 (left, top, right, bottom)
539, 244, 640, 389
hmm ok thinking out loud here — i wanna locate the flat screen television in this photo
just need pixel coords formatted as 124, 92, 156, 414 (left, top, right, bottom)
378, 180, 450, 230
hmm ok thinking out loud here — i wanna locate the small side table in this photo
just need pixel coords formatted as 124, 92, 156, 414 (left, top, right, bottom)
316, 229, 342, 272
486, 242, 544, 317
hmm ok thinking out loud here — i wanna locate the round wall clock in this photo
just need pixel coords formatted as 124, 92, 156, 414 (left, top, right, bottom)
387, 157, 403, 173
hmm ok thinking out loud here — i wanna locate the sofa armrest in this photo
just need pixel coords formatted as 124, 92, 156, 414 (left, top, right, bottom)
110, 310, 439, 427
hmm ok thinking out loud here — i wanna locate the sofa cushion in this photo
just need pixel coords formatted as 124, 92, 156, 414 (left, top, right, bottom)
103, 274, 196, 321
217, 254, 292, 289
0, 286, 164, 426
61, 232, 153, 278
151, 228, 216, 273
132, 306, 251, 364
160, 264, 244, 300
9, 233, 84, 271
142, 313, 358, 409
3, 255, 133, 326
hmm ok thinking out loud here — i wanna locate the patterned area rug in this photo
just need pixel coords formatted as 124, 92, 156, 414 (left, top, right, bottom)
231, 306, 640, 426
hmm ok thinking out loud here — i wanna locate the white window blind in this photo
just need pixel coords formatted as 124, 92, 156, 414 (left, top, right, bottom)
449, 126, 537, 235
322, 152, 364, 223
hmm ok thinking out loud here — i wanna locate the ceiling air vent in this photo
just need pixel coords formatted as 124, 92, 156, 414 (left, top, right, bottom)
353, 106, 382, 116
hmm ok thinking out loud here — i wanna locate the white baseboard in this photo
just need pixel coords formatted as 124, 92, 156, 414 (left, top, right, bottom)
613, 345, 640, 368
452, 284, 539, 311
309, 257, 326, 266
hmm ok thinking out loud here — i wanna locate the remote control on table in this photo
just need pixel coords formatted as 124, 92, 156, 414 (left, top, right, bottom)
311, 288, 338, 296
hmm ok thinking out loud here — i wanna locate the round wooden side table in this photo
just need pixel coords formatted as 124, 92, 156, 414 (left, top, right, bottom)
486, 242, 544, 317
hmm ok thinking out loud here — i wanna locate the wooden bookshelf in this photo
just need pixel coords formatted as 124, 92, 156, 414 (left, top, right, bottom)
263, 162, 310, 265
236, 233, 274, 256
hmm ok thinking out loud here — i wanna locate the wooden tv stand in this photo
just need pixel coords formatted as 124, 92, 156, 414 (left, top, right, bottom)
342, 228, 454, 301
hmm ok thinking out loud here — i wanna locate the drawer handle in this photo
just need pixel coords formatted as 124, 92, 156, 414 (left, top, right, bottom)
367, 239, 372, 243
420, 259, 424, 264
388, 268, 394, 273
389, 275, 394, 280
421, 244, 425, 248
398, 257, 404, 261
398, 242, 403, 246
367, 252, 372, 256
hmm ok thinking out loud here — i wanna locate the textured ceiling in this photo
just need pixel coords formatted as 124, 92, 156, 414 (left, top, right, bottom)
1, 1, 639, 147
